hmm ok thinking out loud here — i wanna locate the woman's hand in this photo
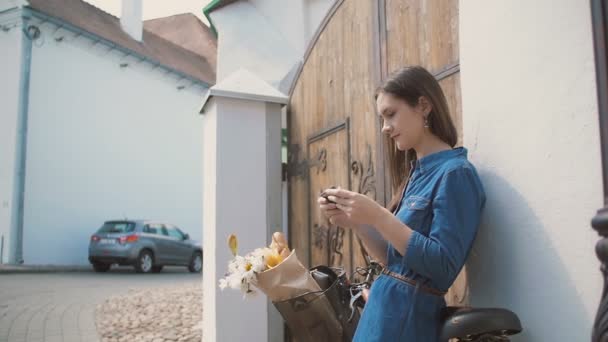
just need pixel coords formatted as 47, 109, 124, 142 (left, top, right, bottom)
322, 188, 391, 226
318, 194, 356, 228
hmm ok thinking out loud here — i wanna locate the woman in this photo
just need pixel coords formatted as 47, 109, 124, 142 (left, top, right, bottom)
319, 66, 486, 341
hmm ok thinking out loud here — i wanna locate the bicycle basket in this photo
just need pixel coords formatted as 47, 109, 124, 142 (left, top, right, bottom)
273, 265, 360, 342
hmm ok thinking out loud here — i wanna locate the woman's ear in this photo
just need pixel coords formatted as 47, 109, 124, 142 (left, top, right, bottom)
417, 96, 432, 116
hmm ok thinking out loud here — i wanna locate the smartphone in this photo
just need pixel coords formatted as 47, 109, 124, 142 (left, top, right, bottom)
320, 186, 337, 204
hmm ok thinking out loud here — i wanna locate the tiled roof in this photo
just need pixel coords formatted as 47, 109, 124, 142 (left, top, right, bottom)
144, 13, 217, 70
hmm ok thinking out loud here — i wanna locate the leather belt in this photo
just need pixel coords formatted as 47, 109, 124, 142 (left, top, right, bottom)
381, 268, 447, 297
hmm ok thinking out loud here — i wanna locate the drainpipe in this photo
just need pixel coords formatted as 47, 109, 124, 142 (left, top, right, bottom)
590, 0, 608, 340
10, 15, 35, 264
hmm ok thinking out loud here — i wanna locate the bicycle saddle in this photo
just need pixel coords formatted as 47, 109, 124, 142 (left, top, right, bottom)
439, 306, 522, 340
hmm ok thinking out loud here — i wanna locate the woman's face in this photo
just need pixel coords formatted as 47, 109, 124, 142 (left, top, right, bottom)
376, 92, 426, 151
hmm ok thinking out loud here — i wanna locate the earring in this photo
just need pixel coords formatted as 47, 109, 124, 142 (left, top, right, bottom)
424, 116, 430, 128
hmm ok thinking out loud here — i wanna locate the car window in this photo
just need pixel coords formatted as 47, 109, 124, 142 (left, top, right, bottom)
166, 226, 184, 239
144, 224, 165, 235
97, 222, 135, 233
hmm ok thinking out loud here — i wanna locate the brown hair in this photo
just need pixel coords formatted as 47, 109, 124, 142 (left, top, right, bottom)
376, 66, 458, 212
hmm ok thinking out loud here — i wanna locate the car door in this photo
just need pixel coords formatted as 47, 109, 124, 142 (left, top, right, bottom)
164, 225, 193, 265
143, 223, 171, 264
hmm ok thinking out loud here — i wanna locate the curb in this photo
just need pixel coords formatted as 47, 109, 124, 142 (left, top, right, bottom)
0, 264, 92, 274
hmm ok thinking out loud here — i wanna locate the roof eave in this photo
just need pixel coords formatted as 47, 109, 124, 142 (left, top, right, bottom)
24, 7, 212, 87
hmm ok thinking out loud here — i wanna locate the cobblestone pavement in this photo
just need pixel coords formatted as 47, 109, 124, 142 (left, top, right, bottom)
96, 285, 201, 342
0, 267, 201, 342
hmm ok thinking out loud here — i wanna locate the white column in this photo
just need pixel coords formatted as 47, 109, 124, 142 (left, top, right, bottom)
202, 95, 284, 341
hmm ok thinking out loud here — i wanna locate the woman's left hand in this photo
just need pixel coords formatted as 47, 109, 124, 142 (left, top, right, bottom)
323, 188, 391, 226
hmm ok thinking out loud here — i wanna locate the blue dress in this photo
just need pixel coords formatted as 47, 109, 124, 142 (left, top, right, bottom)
353, 147, 486, 342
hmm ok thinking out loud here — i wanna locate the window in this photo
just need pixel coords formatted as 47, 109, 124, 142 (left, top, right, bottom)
144, 224, 165, 235
97, 221, 135, 233
166, 226, 184, 240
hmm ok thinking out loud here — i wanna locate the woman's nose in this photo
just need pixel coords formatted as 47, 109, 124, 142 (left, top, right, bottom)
382, 122, 391, 134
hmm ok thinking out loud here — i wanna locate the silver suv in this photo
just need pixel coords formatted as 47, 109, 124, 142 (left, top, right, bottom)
88, 220, 202, 273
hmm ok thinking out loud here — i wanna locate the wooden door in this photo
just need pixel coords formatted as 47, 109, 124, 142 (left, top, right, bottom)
287, 0, 464, 298
287, 0, 380, 279
384, 0, 462, 146
307, 121, 351, 269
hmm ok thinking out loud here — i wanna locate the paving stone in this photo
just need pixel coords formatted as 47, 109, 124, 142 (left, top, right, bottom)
0, 270, 201, 342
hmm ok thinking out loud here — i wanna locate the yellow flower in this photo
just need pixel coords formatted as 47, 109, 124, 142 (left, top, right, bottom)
266, 252, 283, 269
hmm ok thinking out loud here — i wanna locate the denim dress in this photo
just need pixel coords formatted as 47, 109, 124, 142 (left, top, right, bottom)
353, 147, 486, 342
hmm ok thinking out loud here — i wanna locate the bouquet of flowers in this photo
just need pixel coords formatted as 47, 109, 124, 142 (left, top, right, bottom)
218, 232, 322, 301
218, 232, 359, 341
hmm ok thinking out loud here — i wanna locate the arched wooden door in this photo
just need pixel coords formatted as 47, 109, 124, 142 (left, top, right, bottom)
287, 0, 462, 286
287, 0, 380, 277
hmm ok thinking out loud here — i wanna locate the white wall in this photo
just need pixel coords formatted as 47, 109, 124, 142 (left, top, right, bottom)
249, 0, 334, 55
0, 0, 26, 13
460, 1, 603, 340
211, 0, 334, 92
0, 9, 23, 264
21, 18, 206, 265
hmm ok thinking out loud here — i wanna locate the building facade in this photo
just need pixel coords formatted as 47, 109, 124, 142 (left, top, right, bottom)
0, 0, 216, 265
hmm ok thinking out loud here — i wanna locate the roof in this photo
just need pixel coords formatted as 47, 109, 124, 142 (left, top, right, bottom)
26, 0, 216, 85
144, 13, 217, 69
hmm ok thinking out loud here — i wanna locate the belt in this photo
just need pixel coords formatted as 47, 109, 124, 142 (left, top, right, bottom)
381, 268, 447, 297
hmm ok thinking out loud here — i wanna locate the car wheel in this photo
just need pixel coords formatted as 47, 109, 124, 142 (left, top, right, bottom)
152, 265, 163, 273
188, 252, 202, 273
134, 250, 154, 273
92, 262, 111, 273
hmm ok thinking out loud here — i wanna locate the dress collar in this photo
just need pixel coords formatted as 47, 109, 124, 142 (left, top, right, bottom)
414, 147, 467, 174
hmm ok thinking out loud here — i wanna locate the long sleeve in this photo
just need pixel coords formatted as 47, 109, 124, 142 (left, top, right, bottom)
402, 165, 485, 290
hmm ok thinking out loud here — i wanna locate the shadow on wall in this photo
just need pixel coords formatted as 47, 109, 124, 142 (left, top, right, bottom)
467, 169, 592, 341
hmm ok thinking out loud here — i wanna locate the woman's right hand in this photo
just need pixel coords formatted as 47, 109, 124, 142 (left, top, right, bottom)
318, 195, 356, 229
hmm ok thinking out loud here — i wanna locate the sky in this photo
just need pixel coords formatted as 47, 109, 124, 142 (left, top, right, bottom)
83, 0, 214, 25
